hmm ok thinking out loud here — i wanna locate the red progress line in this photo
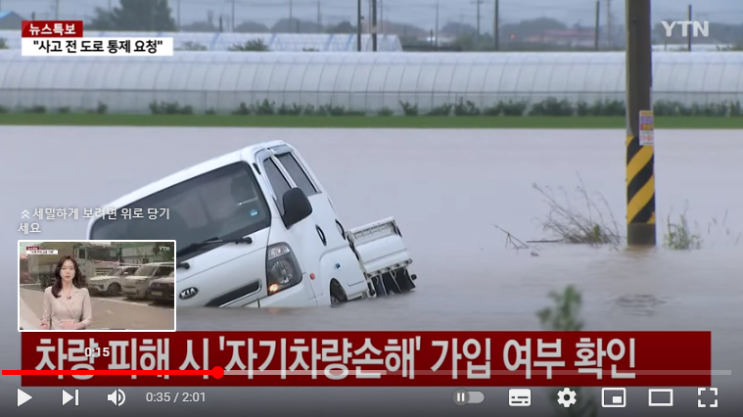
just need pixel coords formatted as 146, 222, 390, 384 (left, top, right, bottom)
3, 366, 225, 378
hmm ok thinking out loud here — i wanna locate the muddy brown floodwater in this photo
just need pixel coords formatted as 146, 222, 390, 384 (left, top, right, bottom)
1, 127, 741, 416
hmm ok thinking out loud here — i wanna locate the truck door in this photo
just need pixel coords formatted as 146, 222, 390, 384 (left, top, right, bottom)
272, 150, 366, 298
260, 154, 325, 303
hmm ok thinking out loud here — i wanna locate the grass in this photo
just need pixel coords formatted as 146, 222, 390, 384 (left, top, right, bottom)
537, 286, 598, 417
663, 209, 741, 250
1, 113, 743, 128
664, 213, 702, 250
533, 177, 622, 245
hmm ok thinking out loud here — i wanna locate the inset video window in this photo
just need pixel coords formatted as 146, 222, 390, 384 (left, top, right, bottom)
19, 240, 176, 332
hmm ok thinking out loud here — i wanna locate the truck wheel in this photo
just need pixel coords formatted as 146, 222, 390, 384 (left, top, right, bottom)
329, 280, 346, 306
107, 283, 121, 296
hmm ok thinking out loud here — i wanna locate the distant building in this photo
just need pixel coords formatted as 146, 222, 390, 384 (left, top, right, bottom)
0, 11, 23, 30
523, 28, 596, 48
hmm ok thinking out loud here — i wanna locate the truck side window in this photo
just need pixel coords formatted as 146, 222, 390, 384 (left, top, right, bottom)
263, 158, 292, 214
277, 153, 318, 196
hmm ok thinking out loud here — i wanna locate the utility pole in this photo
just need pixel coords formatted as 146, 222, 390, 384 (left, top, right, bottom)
687, 4, 692, 51
289, 0, 294, 33
435, 1, 439, 47
231, 0, 235, 32
356, 0, 362, 51
625, 0, 655, 246
606, 0, 612, 48
379, 0, 384, 36
55, 0, 59, 20
494, 0, 499, 50
472, 0, 483, 45
317, 1, 322, 33
372, 0, 377, 51
108, 0, 112, 12
594, 0, 600, 50
176, 0, 180, 29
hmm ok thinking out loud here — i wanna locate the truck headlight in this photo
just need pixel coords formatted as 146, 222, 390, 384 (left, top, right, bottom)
266, 243, 302, 295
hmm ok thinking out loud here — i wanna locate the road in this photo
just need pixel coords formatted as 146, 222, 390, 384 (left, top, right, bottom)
18, 285, 174, 330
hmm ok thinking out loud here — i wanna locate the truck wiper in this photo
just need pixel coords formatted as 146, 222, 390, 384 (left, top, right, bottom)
176, 236, 253, 269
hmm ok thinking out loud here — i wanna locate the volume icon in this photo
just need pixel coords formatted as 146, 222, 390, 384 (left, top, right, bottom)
107, 389, 126, 406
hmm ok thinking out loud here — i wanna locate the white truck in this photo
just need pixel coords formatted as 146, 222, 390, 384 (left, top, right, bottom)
31, 243, 120, 289
86, 141, 417, 308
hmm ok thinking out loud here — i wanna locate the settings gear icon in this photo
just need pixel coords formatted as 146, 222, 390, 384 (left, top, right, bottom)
557, 388, 577, 407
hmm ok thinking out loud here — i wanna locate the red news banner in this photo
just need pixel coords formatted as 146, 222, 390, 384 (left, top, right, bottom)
17, 331, 711, 387
21, 20, 83, 38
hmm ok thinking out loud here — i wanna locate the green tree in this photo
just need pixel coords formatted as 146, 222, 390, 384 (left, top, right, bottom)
326, 21, 355, 34
89, 0, 177, 32
229, 39, 269, 51
0, 38, 8, 49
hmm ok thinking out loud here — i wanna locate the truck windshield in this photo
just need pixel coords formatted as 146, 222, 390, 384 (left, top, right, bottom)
89, 162, 271, 260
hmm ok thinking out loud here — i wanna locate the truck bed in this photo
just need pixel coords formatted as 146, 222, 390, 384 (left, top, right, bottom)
345, 217, 413, 279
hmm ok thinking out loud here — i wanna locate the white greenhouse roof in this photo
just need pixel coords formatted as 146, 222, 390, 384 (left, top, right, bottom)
0, 51, 741, 113
0, 31, 403, 52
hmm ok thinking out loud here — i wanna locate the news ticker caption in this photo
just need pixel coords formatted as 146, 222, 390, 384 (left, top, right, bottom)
21, 20, 173, 56
23, 38, 174, 57
19, 208, 170, 235
16, 331, 712, 387
21, 20, 84, 37
24, 245, 58, 255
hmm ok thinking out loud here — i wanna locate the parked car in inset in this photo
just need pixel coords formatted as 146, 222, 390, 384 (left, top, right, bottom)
122, 262, 174, 300
147, 271, 174, 304
87, 265, 140, 296
19, 272, 34, 284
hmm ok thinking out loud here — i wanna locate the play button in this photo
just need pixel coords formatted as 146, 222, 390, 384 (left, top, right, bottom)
17, 389, 32, 407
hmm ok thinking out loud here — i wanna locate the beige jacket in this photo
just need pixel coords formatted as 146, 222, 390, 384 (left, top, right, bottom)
41, 286, 93, 330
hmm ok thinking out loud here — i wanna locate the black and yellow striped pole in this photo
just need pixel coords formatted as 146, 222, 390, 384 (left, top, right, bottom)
625, 0, 656, 246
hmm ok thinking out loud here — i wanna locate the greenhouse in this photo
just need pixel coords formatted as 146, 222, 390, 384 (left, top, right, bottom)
0, 31, 403, 52
0, 51, 741, 115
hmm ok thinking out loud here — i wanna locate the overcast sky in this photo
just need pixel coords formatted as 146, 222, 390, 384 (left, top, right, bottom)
2, 0, 741, 30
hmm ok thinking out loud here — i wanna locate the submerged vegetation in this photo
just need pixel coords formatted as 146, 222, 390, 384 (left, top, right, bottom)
663, 213, 702, 250
538, 286, 598, 417
663, 209, 740, 250
533, 181, 740, 250
533, 177, 622, 246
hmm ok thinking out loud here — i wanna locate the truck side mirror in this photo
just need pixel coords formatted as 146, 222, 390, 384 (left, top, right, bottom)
282, 188, 313, 228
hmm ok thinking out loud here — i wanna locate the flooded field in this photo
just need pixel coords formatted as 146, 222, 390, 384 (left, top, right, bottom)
1, 127, 741, 416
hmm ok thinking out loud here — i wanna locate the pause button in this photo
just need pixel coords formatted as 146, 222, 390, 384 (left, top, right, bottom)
453, 389, 469, 405
452, 389, 484, 405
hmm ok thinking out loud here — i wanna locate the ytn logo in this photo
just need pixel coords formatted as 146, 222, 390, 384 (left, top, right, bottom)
661, 20, 709, 37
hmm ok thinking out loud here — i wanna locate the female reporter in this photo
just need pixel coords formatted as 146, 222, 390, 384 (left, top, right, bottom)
39, 256, 92, 330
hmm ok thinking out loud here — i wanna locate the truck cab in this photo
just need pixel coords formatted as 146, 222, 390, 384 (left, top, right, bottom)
86, 141, 417, 308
